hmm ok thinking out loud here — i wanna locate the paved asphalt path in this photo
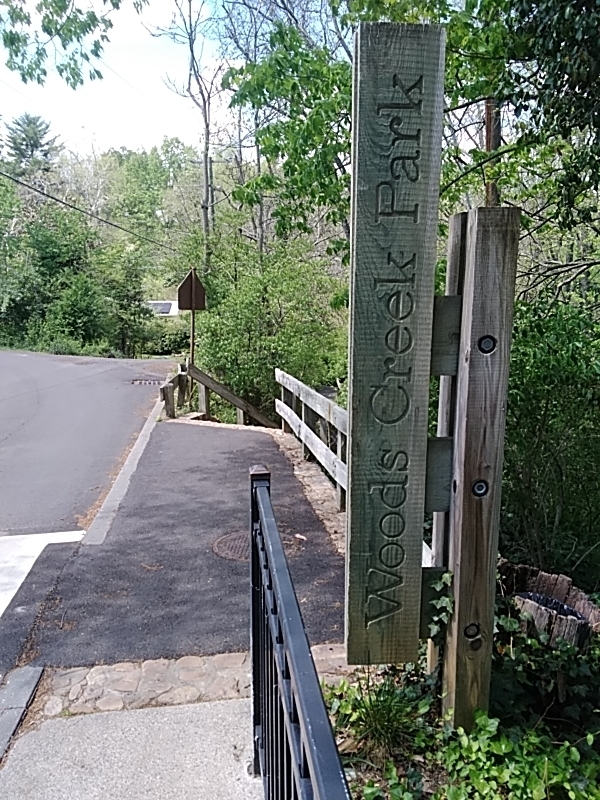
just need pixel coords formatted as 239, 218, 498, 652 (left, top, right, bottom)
0, 350, 171, 675
14, 422, 345, 668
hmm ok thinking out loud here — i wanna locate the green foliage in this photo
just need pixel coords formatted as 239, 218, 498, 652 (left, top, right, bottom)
194, 237, 346, 415
502, 0, 600, 227
428, 571, 454, 645
327, 663, 436, 757
501, 298, 600, 591
92, 243, 152, 357
436, 713, 600, 800
144, 315, 189, 357
0, 0, 147, 87
491, 597, 600, 737
38, 272, 107, 346
3, 113, 61, 175
224, 24, 351, 244
327, 620, 600, 799
363, 762, 422, 800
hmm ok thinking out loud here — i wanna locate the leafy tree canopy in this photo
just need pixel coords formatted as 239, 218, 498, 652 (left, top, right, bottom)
0, 0, 147, 87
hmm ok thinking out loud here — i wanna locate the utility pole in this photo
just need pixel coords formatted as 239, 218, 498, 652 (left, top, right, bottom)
485, 98, 501, 207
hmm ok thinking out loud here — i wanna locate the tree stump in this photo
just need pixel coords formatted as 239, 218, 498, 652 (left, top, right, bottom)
498, 560, 600, 650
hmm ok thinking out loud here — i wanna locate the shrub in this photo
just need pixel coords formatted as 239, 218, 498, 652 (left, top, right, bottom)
501, 298, 600, 592
195, 239, 346, 415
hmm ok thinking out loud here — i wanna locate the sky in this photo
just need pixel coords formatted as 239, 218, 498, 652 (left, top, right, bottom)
0, 3, 220, 155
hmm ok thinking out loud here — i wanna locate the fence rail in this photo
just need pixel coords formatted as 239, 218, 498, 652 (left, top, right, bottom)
160, 364, 277, 429
274, 369, 433, 568
250, 465, 351, 800
275, 369, 348, 511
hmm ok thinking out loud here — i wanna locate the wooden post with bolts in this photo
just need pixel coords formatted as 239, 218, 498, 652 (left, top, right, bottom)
427, 211, 468, 674
442, 207, 520, 730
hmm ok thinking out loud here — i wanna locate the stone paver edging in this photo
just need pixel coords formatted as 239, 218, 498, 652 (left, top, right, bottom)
35, 644, 352, 720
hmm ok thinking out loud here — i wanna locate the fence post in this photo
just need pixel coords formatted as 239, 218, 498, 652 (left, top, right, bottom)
336, 432, 346, 512
177, 369, 187, 408
249, 464, 271, 778
281, 386, 293, 433
237, 408, 247, 426
160, 382, 175, 418
198, 384, 211, 419
301, 402, 318, 460
442, 207, 520, 730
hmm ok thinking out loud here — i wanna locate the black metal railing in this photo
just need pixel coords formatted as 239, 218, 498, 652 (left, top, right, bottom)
250, 465, 351, 800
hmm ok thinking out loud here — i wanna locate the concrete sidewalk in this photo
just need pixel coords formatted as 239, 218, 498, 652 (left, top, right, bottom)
0, 417, 349, 797
0, 699, 262, 800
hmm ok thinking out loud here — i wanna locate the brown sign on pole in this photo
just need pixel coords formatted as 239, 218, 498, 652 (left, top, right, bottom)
178, 270, 206, 311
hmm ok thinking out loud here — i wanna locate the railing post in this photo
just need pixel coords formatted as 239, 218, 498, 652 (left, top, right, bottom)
249, 464, 271, 779
160, 382, 175, 418
281, 387, 293, 433
336, 432, 346, 512
198, 384, 211, 419
237, 408, 247, 426
301, 402, 317, 461
177, 368, 187, 408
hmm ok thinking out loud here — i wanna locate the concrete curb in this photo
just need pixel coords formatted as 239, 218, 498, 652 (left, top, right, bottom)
82, 398, 163, 546
0, 666, 43, 758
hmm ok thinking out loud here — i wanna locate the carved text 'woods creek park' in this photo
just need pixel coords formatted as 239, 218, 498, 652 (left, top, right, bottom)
347, 24, 445, 663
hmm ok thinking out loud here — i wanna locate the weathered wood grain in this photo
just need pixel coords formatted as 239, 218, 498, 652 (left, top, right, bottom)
281, 386, 294, 433
198, 383, 211, 419
346, 23, 446, 664
442, 207, 520, 730
160, 382, 176, 418
337, 432, 347, 512
275, 369, 348, 435
425, 437, 453, 512
430, 295, 462, 376
431, 212, 467, 571
187, 363, 277, 428
428, 212, 468, 673
276, 399, 348, 488
176, 371, 187, 407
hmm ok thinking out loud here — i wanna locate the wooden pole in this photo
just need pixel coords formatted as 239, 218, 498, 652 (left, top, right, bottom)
442, 207, 520, 730
190, 267, 197, 367
485, 98, 501, 207
346, 23, 446, 665
427, 212, 468, 673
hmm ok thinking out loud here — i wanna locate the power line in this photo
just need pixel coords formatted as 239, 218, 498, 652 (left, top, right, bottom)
0, 169, 179, 253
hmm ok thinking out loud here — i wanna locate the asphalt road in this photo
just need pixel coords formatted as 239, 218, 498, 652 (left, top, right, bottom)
0, 350, 170, 534
18, 423, 345, 668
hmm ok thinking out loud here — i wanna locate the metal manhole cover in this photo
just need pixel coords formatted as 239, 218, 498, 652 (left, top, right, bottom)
131, 379, 163, 385
213, 531, 303, 562
213, 532, 250, 561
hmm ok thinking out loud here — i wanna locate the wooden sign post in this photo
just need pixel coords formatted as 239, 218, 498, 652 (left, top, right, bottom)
178, 268, 206, 367
346, 23, 445, 664
442, 207, 520, 728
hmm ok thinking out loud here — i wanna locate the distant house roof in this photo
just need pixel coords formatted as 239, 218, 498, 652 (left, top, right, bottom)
147, 300, 179, 317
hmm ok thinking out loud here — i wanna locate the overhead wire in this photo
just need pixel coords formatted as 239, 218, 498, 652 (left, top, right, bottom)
0, 168, 179, 253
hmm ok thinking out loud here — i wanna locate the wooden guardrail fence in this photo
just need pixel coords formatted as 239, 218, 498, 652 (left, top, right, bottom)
160, 364, 277, 429
275, 368, 433, 569
275, 369, 348, 512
